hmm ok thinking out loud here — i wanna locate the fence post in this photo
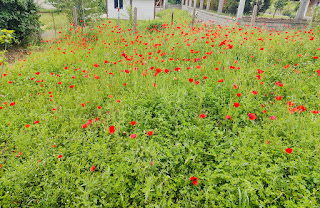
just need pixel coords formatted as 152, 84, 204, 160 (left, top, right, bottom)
191, 7, 196, 28
73, 6, 77, 30
154, 0, 156, 19
51, 12, 57, 39
133, 7, 137, 33
171, 9, 174, 25
218, 0, 224, 14
206, 0, 211, 11
82, 0, 86, 32
251, 4, 258, 27
200, 0, 204, 10
236, 0, 246, 22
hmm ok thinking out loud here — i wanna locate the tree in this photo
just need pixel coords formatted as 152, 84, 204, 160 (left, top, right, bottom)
273, 0, 288, 18
0, 0, 40, 44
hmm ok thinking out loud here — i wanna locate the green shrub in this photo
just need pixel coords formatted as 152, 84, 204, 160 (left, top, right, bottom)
224, 0, 271, 15
0, 0, 40, 44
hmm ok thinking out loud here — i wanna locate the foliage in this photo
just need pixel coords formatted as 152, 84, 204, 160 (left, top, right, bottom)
0, 29, 14, 79
168, 0, 181, 4
47, 0, 106, 25
273, 0, 288, 17
223, 0, 271, 15
0, 0, 40, 44
1, 9, 320, 207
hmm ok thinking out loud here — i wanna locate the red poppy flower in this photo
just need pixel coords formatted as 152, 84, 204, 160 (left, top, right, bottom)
109, 126, 115, 134
195, 81, 200, 85
131, 121, 136, 126
251, 91, 257, 95
275, 96, 282, 101
90, 166, 96, 172
233, 84, 238, 89
130, 134, 136, 139
225, 115, 231, 120
97, 106, 101, 109
234, 102, 240, 108
218, 79, 224, 83
248, 113, 256, 120
34, 121, 39, 124
297, 105, 306, 112
188, 78, 193, 83
285, 148, 292, 154
10, 102, 15, 106
190, 176, 198, 185
25, 124, 30, 128
147, 131, 153, 136
82, 124, 87, 128
236, 93, 241, 97
58, 155, 62, 158
270, 115, 276, 120
70, 85, 75, 89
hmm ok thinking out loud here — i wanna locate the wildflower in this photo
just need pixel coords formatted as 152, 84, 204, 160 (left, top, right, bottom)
190, 176, 198, 185
248, 113, 256, 120
285, 148, 292, 154
109, 126, 115, 134
199, 114, 206, 118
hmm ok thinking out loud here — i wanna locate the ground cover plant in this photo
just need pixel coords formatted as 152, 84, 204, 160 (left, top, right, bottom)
1, 10, 320, 207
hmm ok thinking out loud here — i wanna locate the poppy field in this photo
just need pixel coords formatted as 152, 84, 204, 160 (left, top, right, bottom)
1, 10, 320, 207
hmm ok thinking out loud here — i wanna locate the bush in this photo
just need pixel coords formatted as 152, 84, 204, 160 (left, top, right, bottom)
224, 0, 271, 15
0, 0, 40, 44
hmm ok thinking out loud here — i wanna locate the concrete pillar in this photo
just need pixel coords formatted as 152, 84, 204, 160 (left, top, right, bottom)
206, 0, 211, 11
163, 0, 168, 9
189, 0, 192, 7
200, 0, 204, 9
182, 0, 184, 6
193, 0, 197, 8
296, 0, 310, 19
251, 4, 258, 26
236, 0, 246, 21
218, 0, 224, 14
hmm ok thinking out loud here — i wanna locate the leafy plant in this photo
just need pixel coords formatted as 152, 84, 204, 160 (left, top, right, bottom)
0, 29, 14, 79
273, 0, 288, 18
0, 0, 40, 44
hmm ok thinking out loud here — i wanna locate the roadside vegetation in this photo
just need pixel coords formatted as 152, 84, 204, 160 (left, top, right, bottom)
1, 9, 320, 207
